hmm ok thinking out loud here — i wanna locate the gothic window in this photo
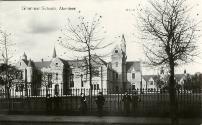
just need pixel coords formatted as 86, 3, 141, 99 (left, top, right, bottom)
150, 81, 154, 85
132, 73, 135, 79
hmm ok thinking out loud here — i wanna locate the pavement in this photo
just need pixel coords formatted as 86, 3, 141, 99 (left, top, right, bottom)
0, 115, 202, 125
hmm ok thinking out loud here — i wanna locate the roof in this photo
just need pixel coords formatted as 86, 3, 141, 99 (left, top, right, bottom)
143, 75, 158, 82
175, 74, 184, 81
67, 59, 85, 68
126, 61, 141, 72
34, 61, 51, 69
22, 59, 29, 65
91, 55, 108, 66
59, 58, 70, 67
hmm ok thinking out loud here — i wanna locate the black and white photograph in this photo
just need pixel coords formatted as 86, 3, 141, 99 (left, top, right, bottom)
0, 0, 202, 125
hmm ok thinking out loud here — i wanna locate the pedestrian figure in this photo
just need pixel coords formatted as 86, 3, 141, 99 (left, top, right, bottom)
80, 93, 87, 114
46, 94, 52, 114
95, 92, 105, 116
132, 92, 141, 112
53, 93, 60, 114
122, 91, 132, 115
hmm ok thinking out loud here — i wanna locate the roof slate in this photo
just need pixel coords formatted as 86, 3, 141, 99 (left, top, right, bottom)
34, 61, 51, 69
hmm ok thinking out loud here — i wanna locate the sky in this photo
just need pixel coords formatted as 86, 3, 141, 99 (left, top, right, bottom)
0, 0, 202, 75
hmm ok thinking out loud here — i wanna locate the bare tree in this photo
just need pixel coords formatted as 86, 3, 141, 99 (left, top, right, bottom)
59, 13, 111, 91
0, 29, 18, 98
41, 72, 53, 97
0, 30, 15, 64
138, 0, 200, 124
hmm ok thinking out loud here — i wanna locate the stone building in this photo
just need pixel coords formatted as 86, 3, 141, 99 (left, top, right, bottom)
13, 35, 142, 96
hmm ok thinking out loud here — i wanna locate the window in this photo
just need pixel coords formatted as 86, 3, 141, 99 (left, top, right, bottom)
115, 50, 118, 53
93, 68, 99, 76
116, 62, 118, 67
16, 84, 24, 92
150, 81, 154, 85
116, 73, 118, 79
81, 81, 84, 87
19, 62, 21, 66
56, 63, 58, 66
54, 84, 59, 96
97, 84, 99, 90
93, 84, 99, 90
132, 85, 136, 90
70, 81, 74, 87
70, 74, 74, 87
132, 73, 135, 79
55, 73, 58, 80
93, 84, 96, 90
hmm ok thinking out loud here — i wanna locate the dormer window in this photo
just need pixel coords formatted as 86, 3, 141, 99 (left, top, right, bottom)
115, 50, 118, 53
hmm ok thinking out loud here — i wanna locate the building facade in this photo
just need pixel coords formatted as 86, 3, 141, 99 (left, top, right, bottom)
13, 35, 142, 96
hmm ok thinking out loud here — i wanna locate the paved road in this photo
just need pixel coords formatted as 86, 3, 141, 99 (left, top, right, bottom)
0, 115, 202, 125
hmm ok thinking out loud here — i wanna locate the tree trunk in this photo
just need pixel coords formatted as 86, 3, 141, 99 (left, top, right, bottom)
88, 50, 93, 112
169, 61, 179, 125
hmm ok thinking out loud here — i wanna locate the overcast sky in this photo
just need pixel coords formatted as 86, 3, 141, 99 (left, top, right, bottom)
0, 0, 202, 75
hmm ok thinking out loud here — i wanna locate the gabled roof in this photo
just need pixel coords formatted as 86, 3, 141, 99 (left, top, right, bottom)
22, 59, 29, 65
59, 58, 70, 67
126, 61, 141, 72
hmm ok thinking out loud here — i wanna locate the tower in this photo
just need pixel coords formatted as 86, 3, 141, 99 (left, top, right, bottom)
111, 34, 127, 90
52, 47, 57, 58
27, 59, 33, 83
121, 34, 126, 55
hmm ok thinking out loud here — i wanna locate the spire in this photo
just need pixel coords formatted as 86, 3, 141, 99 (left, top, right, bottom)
22, 52, 27, 61
52, 46, 57, 58
28, 59, 32, 67
121, 34, 126, 54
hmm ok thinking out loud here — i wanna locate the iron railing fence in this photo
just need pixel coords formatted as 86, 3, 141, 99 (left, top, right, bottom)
0, 88, 201, 117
